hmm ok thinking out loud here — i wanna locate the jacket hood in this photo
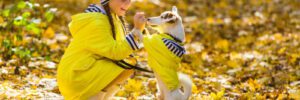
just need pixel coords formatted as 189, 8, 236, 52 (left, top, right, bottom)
68, 13, 108, 37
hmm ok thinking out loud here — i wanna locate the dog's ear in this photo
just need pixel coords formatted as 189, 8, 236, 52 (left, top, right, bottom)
172, 6, 178, 13
165, 13, 178, 24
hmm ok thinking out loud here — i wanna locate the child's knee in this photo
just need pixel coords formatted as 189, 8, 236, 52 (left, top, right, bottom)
116, 70, 134, 82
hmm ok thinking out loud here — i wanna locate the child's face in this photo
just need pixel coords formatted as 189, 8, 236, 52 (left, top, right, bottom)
109, 0, 131, 16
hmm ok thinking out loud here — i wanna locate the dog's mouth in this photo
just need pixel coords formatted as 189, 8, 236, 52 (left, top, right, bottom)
147, 22, 159, 27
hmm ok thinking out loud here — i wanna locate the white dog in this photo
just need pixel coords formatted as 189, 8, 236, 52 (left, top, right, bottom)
144, 6, 193, 100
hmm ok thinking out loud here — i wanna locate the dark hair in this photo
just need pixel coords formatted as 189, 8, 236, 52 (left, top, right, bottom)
103, 4, 127, 40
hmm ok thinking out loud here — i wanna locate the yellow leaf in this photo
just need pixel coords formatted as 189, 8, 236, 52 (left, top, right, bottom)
115, 90, 126, 97
274, 33, 283, 42
31, 85, 37, 89
217, 88, 225, 98
289, 54, 299, 64
50, 43, 59, 50
124, 79, 143, 92
278, 47, 286, 54
0, 16, 4, 24
230, 52, 241, 60
192, 84, 198, 93
215, 39, 229, 52
226, 60, 239, 68
32, 52, 39, 57
255, 93, 266, 99
147, 79, 157, 92
210, 92, 217, 99
210, 88, 225, 100
248, 79, 261, 92
277, 94, 287, 100
44, 27, 55, 38
236, 35, 255, 45
206, 17, 215, 24
289, 90, 300, 100
201, 51, 208, 60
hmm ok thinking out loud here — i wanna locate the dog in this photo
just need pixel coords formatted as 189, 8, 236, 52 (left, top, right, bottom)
143, 6, 193, 100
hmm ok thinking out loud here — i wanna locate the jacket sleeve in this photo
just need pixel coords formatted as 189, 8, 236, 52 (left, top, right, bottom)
84, 19, 140, 60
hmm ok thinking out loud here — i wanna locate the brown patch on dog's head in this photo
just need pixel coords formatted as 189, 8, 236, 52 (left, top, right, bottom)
161, 12, 178, 24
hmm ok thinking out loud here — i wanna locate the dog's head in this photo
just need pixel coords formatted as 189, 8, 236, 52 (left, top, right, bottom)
147, 6, 182, 25
147, 6, 185, 42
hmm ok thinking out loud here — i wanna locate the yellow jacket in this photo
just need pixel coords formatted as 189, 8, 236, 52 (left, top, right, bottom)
57, 12, 139, 99
143, 33, 185, 90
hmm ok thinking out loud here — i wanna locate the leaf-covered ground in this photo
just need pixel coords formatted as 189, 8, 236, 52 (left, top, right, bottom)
0, 0, 300, 99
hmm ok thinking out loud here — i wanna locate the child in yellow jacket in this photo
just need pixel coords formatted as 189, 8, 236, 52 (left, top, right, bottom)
57, 0, 146, 99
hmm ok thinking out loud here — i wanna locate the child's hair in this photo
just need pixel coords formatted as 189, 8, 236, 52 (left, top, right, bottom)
103, 3, 128, 40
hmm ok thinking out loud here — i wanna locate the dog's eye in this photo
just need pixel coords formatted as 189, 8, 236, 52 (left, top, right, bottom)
167, 13, 173, 18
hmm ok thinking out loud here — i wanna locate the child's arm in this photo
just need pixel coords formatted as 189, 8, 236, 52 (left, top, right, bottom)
84, 20, 140, 60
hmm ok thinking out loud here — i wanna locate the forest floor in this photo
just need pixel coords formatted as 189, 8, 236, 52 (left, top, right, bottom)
0, 0, 300, 99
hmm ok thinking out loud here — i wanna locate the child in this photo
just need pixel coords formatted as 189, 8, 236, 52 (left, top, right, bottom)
57, 0, 146, 99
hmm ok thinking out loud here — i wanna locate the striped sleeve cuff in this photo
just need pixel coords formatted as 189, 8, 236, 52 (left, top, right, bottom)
126, 34, 140, 50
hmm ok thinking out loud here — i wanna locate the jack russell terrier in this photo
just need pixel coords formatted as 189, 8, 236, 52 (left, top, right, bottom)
142, 6, 193, 100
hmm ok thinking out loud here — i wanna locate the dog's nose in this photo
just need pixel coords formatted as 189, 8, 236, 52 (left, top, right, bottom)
147, 18, 150, 21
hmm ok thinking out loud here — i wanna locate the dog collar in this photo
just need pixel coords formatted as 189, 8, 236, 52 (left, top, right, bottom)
166, 33, 183, 43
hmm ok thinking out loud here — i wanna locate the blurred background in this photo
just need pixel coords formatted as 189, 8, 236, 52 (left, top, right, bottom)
0, 0, 300, 99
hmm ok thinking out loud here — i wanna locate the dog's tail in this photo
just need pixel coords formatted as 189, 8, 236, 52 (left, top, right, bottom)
178, 73, 193, 100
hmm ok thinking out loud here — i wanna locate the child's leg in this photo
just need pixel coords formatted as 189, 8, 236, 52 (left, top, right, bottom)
103, 69, 134, 99
89, 70, 134, 100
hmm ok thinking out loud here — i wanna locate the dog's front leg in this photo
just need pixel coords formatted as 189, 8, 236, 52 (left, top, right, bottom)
154, 73, 166, 100
156, 84, 164, 100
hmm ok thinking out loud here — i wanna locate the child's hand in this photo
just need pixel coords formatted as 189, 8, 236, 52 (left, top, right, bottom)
133, 12, 146, 31
131, 28, 144, 43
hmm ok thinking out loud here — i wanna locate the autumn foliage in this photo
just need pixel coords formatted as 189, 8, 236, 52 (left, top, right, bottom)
0, 0, 300, 99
